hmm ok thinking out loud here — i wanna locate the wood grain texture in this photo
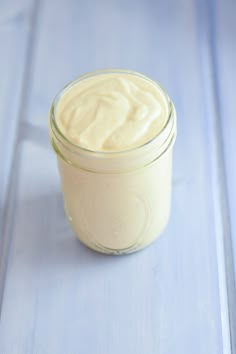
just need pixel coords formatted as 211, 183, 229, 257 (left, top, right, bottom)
0, 0, 234, 353
211, 0, 236, 350
0, 0, 36, 311
0, 0, 34, 230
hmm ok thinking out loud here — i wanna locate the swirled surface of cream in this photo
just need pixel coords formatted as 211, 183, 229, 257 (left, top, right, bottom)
56, 73, 168, 151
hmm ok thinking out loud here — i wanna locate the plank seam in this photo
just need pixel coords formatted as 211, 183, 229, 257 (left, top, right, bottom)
203, 0, 236, 352
0, 0, 41, 319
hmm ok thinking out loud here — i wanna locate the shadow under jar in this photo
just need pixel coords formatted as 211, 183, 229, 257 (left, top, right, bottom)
49, 70, 177, 255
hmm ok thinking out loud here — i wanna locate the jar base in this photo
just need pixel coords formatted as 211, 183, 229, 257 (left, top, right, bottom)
75, 233, 163, 255
64, 203, 168, 255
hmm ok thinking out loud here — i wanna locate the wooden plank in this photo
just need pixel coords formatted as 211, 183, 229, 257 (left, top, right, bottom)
0, 0, 231, 353
0, 0, 36, 308
209, 0, 236, 350
0, 0, 34, 218
214, 0, 236, 281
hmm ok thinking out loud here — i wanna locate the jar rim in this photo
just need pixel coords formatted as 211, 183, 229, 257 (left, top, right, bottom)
49, 69, 175, 159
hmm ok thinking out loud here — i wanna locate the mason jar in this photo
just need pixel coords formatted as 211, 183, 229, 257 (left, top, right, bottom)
49, 70, 176, 255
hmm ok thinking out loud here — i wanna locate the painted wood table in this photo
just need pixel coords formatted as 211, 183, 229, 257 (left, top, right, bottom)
0, 0, 235, 353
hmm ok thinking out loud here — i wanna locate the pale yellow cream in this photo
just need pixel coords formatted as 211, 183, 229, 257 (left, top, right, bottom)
56, 73, 168, 151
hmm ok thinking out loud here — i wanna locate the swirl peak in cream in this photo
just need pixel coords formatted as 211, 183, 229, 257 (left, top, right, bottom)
56, 73, 168, 152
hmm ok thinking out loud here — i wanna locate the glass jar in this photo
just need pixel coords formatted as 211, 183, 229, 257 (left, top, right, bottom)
49, 70, 176, 255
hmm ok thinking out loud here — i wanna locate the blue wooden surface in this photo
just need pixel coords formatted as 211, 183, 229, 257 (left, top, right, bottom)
0, 0, 34, 260
212, 0, 236, 348
0, 0, 235, 353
